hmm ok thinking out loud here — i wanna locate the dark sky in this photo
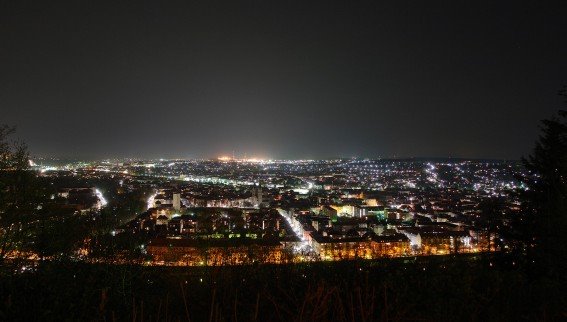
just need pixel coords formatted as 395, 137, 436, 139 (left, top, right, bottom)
1, 1, 566, 160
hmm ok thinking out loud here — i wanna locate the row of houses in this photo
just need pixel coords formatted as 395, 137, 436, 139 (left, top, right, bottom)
147, 238, 290, 265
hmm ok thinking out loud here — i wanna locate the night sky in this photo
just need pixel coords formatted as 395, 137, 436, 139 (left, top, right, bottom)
1, 1, 566, 160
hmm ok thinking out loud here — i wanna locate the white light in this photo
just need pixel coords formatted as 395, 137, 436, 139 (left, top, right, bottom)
147, 192, 157, 210
277, 209, 312, 255
95, 189, 108, 207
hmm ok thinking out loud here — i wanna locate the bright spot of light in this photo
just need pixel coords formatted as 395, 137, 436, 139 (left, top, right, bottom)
95, 189, 108, 207
147, 192, 157, 210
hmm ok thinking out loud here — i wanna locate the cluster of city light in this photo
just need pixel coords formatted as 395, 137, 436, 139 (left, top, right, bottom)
147, 192, 157, 210
39, 166, 59, 173
277, 209, 312, 255
95, 189, 108, 207
425, 163, 439, 184
217, 155, 270, 163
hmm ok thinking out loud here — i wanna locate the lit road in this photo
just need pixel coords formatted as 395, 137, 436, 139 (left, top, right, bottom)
276, 208, 314, 256
147, 191, 157, 210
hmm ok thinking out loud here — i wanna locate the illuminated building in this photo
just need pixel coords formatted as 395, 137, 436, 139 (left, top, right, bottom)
147, 238, 287, 265
173, 193, 181, 210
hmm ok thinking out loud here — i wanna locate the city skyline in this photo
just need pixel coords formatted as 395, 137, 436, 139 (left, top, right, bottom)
31, 155, 525, 163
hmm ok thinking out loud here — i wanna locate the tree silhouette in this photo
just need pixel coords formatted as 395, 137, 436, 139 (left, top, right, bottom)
522, 87, 567, 277
0, 125, 37, 264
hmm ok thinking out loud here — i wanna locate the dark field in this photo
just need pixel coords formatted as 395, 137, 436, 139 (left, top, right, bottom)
1, 253, 564, 322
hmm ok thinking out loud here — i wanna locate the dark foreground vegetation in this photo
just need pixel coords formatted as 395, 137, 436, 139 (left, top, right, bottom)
0, 253, 565, 321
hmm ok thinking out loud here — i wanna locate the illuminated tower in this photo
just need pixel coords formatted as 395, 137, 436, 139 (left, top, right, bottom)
173, 193, 181, 210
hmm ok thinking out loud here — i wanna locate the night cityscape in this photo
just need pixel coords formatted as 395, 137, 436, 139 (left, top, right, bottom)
29, 157, 525, 265
1, 1, 566, 321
